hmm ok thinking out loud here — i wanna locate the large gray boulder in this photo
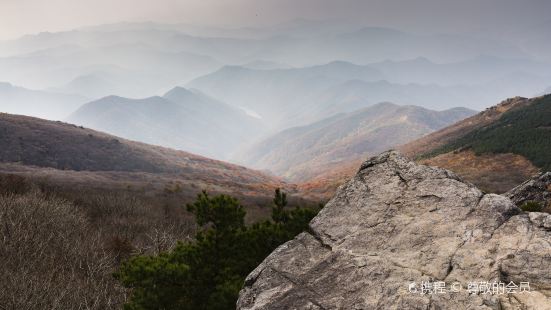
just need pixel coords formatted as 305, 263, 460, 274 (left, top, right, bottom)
237, 151, 551, 309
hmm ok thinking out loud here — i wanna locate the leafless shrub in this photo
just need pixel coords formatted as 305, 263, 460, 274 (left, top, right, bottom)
0, 174, 198, 308
0, 191, 126, 309
0, 174, 33, 195
73, 193, 193, 253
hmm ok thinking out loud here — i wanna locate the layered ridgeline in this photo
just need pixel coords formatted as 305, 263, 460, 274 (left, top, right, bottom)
400, 95, 551, 193
67, 87, 262, 160
188, 58, 550, 130
238, 151, 551, 309
0, 23, 534, 95
0, 113, 288, 206
188, 61, 385, 129
0, 82, 88, 120
237, 102, 475, 198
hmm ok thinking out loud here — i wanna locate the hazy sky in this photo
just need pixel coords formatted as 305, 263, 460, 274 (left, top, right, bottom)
0, 0, 550, 40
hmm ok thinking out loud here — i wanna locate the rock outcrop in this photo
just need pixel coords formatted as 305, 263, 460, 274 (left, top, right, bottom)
507, 172, 551, 211
238, 151, 551, 309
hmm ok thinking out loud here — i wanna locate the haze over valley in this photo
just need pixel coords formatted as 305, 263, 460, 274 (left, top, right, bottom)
1, 17, 551, 171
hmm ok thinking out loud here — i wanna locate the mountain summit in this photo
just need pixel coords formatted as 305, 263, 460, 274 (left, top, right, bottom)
67, 87, 262, 160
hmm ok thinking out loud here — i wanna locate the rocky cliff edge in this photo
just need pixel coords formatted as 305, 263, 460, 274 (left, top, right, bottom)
238, 151, 551, 309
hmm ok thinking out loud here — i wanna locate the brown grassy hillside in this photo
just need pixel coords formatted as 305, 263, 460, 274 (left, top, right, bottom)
419, 150, 538, 193
0, 113, 296, 211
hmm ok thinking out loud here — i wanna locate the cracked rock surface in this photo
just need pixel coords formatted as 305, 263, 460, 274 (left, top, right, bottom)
237, 151, 551, 309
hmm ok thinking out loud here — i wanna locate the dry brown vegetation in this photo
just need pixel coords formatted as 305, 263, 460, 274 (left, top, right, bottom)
297, 159, 362, 201
420, 150, 539, 193
0, 173, 203, 309
0, 111, 320, 308
0, 191, 125, 309
0, 112, 305, 215
0, 166, 319, 309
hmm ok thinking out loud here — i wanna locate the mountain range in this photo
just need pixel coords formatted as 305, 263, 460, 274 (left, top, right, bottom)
237, 102, 476, 184
0, 22, 530, 64
188, 59, 550, 130
67, 87, 262, 160
188, 61, 386, 129
0, 42, 221, 98
1, 21, 549, 105
370, 55, 551, 86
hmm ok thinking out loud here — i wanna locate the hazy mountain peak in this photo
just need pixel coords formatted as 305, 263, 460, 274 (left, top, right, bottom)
163, 86, 195, 99
99, 94, 129, 101
68, 90, 264, 160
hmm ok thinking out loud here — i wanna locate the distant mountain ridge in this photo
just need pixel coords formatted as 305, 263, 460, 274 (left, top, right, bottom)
1, 21, 549, 134
238, 102, 476, 184
0, 82, 88, 120
188, 59, 551, 131
0, 23, 530, 65
0, 41, 222, 98
370, 55, 551, 86
67, 87, 262, 160
188, 61, 385, 129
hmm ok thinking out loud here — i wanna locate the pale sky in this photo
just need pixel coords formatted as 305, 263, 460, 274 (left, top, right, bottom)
0, 0, 550, 40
